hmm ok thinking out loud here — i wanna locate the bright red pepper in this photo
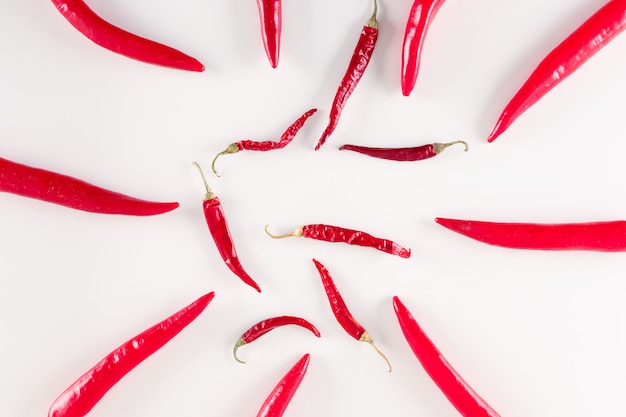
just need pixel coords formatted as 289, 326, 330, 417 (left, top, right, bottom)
255, 353, 310, 417
339, 140, 468, 161
256, 0, 282, 68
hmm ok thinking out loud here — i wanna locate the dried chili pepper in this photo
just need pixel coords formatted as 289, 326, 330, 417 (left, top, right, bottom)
315, 0, 379, 151
312, 258, 391, 372
50, 0, 204, 71
233, 316, 321, 363
0, 156, 178, 216
193, 162, 262, 292
265, 223, 410, 258
211, 108, 317, 176
339, 140, 468, 161
401, 0, 448, 96
487, 0, 626, 142
256, 0, 282, 68
48, 292, 215, 417
255, 353, 310, 417
393, 296, 501, 417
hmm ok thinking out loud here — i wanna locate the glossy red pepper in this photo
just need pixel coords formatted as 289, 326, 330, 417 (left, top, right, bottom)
255, 353, 310, 417
0, 156, 178, 216
339, 140, 468, 161
48, 292, 215, 417
256, 0, 282, 68
393, 296, 501, 417
488, 0, 626, 142
50, 0, 204, 71
233, 316, 321, 363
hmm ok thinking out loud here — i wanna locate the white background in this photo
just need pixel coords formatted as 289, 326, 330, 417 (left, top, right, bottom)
2, 0, 626, 416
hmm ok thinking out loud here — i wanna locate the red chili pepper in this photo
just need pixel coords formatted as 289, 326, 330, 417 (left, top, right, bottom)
315, 0, 379, 151
48, 292, 215, 417
233, 316, 321, 363
339, 140, 468, 161
312, 259, 391, 372
50, 0, 204, 71
265, 223, 411, 258
487, 0, 626, 142
255, 353, 310, 417
0, 156, 178, 216
436, 217, 626, 251
401, 0, 448, 96
393, 296, 501, 417
211, 108, 317, 176
256, 0, 282, 68
193, 162, 262, 292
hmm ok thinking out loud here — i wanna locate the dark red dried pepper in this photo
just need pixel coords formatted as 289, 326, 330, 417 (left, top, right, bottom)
488, 0, 626, 142
393, 296, 501, 417
339, 140, 468, 161
256, 0, 282, 68
233, 315, 321, 363
50, 0, 204, 71
48, 292, 215, 417
255, 353, 310, 417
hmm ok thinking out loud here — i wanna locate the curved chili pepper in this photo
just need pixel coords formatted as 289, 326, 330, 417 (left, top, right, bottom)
193, 162, 261, 292
48, 292, 215, 417
256, 0, 282, 68
393, 296, 501, 417
255, 353, 310, 417
339, 140, 468, 161
315, 0, 379, 151
233, 315, 321, 364
211, 108, 317, 176
401, 0, 448, 96
487, 0, 626, 142
265, 223, 410, 258
436, 217, 626, 251
312, 259, 391, 372
0, 156, 178, 216
50, 0, 204, 71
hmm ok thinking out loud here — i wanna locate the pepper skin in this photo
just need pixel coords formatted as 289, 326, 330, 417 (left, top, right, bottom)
339, 140, 468, 161
256, 0, 282, 68
255, 354, 310, 417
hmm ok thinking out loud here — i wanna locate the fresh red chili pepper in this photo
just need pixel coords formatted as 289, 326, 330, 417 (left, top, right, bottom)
50, 0, 204, 71
255, 353, 310, 417
311, 258, 391, 372
233, 316, 321, 364
487, 0, 626, 142
0, 156, 178, 216
265, 223, 411, 258
193, 162, 262, 292
436, 217, 626, 251
401, 0, 448, 96
256, 0, 282, 68
315, 0, 379, 151
393, 296, 501, 417
211, 108, 317, 176
339, 140, 468, 161
48, 292, 215, 417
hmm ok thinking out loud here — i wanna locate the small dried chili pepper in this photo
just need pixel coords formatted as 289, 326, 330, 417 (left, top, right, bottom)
255, 353, 310, 417
487, 0, 626, 142
339, 140, 468, 161
315, 0, 379, 151
0, 156, 179, 216
50, 0, 204, 71
193, 162, 261, 292
256, 0, 282, 68
233, 316, 321, 364
48, 292, 215, 417
265, 223, 410, 258
211, 108, 317, 176
312, 258, 391, 372
393, 296, 501, 417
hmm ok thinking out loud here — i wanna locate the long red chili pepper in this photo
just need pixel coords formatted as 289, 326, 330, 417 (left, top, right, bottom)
487, 0, 626, 142
50, 0, 204, 71
339, 140, 468, 161
265, 223, 411, 258
256, 0, 282, 68
315, 0, 379, 151
393, 296, 501, 417
401, 0, 448, 96
255, 353, 310, 417
312, 258, 391, 372
0, 156, 178, 216
48, 292, 215, 417
436, 217, 626, 251
211, 108, 317, 176
233, 316, 321, 363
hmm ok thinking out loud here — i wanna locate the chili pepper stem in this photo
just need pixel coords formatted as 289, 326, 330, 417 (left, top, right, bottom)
432, 140, 469, 155
366, 0, 378, 28
211, 143, 241, 177
360, 331, 392, 372
264, 224, 304, 238
233, 338, 247, 364
192, 162, 216, 200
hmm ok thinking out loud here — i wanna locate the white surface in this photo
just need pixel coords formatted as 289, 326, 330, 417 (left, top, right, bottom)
2, 0, 626, 416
